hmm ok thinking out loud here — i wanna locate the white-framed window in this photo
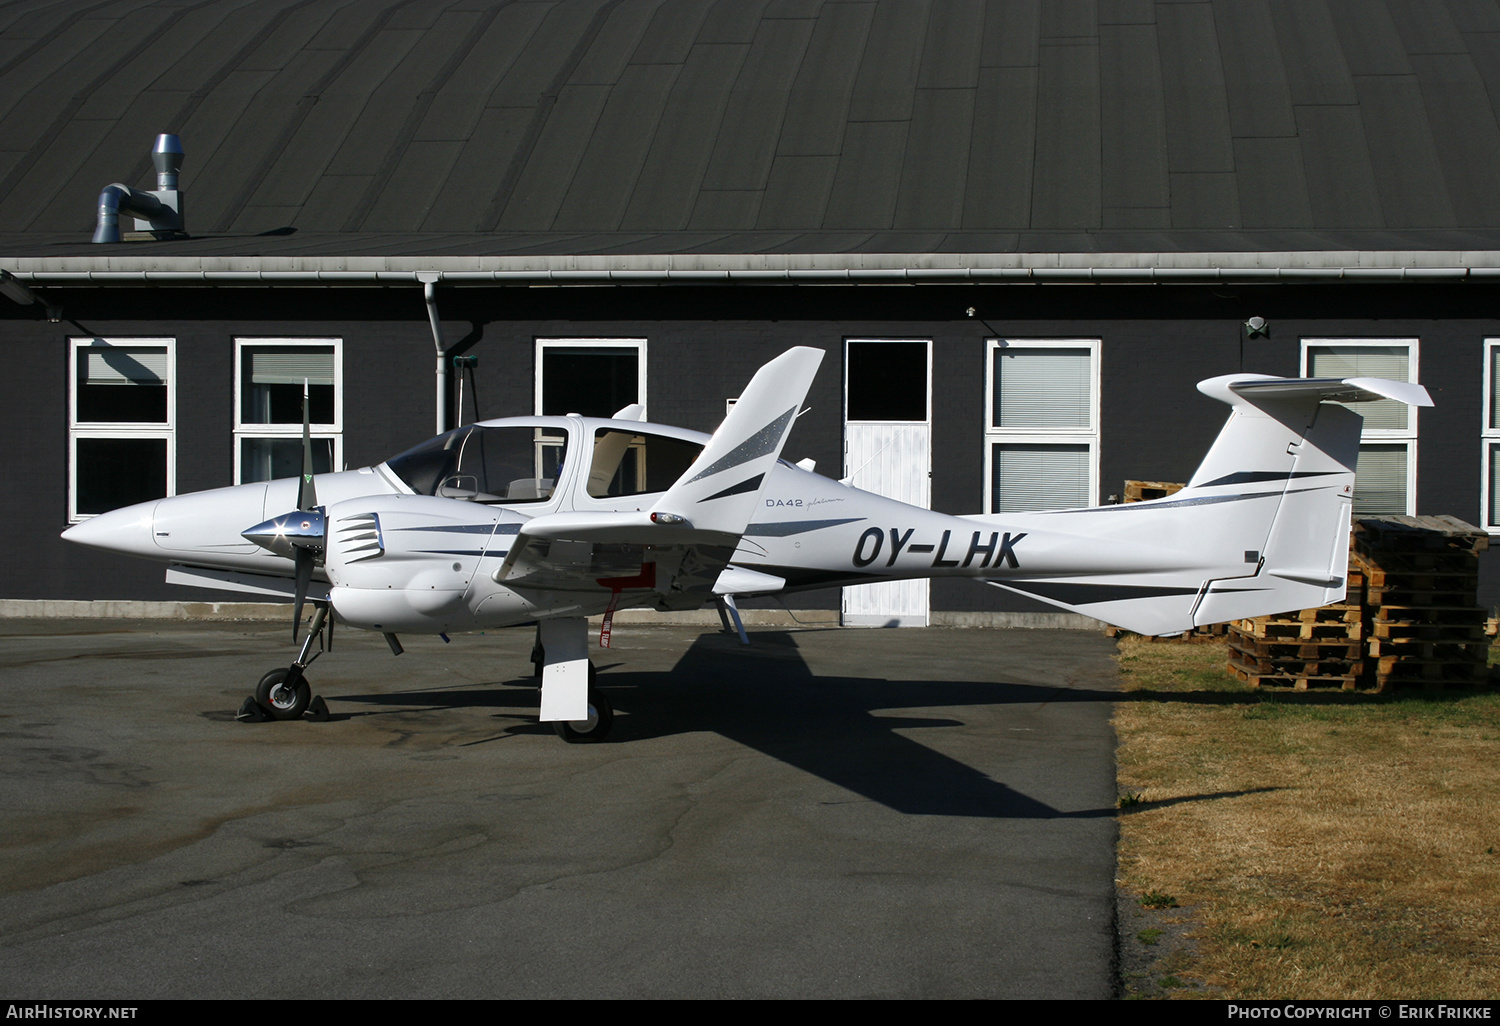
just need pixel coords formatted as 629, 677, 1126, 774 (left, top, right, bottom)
234, 338, 342, 484
1481, 340, 1500, 532
984, 339, 1101, 513
534, 338, 646, 418
1302, 339, 1419, 516
535, 338, 646, 490
69, 337, 175, 521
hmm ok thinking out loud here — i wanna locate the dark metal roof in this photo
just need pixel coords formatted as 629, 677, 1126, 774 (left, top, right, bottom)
5, 0, 1500, 264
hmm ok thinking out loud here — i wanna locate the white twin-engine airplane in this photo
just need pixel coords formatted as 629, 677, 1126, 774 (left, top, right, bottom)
64, 346, 1431, 741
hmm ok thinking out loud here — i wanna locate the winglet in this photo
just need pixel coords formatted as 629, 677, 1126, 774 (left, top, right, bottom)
651, 347, 823, 536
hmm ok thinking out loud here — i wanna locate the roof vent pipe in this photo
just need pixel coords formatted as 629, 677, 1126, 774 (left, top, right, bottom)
91, 134, 185, 243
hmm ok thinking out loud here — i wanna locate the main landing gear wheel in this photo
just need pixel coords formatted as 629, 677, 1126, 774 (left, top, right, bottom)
552, 687, 613, 743
256, 668, 311, 721
552, 662, 611, 742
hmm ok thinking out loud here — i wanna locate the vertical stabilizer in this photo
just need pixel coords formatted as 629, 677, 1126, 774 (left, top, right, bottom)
652, 347, 823, 536
977, 375, 1429, 634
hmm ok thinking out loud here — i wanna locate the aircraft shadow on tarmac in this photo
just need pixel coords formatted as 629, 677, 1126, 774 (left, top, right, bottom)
333, 630, 1123, 820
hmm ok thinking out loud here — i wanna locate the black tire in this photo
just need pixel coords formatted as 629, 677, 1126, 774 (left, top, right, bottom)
256, 668, 311, 721
552, 684, 612, 743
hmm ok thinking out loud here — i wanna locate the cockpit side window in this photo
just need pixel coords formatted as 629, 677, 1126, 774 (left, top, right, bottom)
587, 429, 703, 498
386, 426, 567, 503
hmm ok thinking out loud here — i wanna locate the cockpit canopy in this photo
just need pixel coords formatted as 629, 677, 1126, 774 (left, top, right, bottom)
383, 421, 706, 506
385, 424, 564, 502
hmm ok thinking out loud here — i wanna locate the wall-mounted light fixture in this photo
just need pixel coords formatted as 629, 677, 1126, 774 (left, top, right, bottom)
0, 269, 60, 322
1244, 315, 1268, 338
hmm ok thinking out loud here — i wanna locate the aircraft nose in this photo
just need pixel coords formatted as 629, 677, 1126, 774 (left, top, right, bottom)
60, 499, 161, 558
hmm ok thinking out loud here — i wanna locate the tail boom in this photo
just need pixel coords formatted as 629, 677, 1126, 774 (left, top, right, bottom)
728, 373, 1428, 636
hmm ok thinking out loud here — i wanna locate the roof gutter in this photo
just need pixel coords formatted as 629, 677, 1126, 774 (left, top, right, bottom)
4, 254, 1500, 286
3, 267, 1497, 285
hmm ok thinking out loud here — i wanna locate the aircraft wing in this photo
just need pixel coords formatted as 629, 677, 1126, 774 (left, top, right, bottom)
494, 525, 737, 609
495, 347, 823, 606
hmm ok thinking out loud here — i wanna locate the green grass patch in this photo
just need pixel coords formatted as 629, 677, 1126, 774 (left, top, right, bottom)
1114, 635, 1500, 999
1140, 890, 1179, 909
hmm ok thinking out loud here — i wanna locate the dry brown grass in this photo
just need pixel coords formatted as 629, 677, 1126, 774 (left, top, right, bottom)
1114, 636, 1500, 999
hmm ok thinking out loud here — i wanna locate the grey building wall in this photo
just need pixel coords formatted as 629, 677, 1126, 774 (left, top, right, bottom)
6, 282, 1498, 609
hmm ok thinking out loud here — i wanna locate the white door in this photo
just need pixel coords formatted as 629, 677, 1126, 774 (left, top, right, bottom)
842, 340, 931, 627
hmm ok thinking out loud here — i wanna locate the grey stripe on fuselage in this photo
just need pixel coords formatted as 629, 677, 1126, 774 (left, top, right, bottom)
412, 549, 511, 558
1194, 470, 1340, 488
391, 523, 509, 534
744, 517, 865, 537
1039, 484, 1332, 514
1000, 581, 1219, 605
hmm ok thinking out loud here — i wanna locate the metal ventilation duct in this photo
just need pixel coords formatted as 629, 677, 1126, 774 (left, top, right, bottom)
91, 134, 185, 243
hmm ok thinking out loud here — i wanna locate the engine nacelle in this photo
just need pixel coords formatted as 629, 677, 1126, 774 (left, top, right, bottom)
322, 494, 528, 633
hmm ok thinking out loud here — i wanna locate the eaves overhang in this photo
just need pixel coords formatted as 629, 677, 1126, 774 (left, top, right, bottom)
5, 251, 1500, 285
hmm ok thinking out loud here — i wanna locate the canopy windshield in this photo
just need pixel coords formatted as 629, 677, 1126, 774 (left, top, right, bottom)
385, 425, 567, 503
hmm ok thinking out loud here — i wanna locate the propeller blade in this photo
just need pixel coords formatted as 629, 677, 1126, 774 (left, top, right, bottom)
292, 548, 313, 641
297, 378, 317, 511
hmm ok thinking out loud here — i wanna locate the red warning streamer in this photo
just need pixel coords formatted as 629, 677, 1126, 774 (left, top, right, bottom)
596, 562, 656, 648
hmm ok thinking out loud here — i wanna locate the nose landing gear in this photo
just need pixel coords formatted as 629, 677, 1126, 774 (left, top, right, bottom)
256, 667, 311, 719
241, 603, 331, 722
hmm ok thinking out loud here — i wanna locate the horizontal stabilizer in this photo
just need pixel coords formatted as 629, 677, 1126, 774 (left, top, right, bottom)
1220, 374, 1432, 408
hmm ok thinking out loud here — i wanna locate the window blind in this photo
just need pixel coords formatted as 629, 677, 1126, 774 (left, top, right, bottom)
1353, 444, 1407, 515
992, 349, 1092, 429
1308, 346, 1409, 431
84, 348, 167, 385
991, 443, 1091, 513
246, 348, 334, 386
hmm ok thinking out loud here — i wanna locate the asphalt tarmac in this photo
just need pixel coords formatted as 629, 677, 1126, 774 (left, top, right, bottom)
0, 619, 1122, 999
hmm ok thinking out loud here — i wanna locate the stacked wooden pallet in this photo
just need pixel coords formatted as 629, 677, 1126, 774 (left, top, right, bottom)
1227, 572, 1367, 690
1352, 516, 1490, 691
1228, 516, 1491, 692
1122, 479, 1184, 504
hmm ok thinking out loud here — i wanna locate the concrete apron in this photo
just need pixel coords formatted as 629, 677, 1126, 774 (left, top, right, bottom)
0, 619, 1120, 999
0, 598, 1102, 629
